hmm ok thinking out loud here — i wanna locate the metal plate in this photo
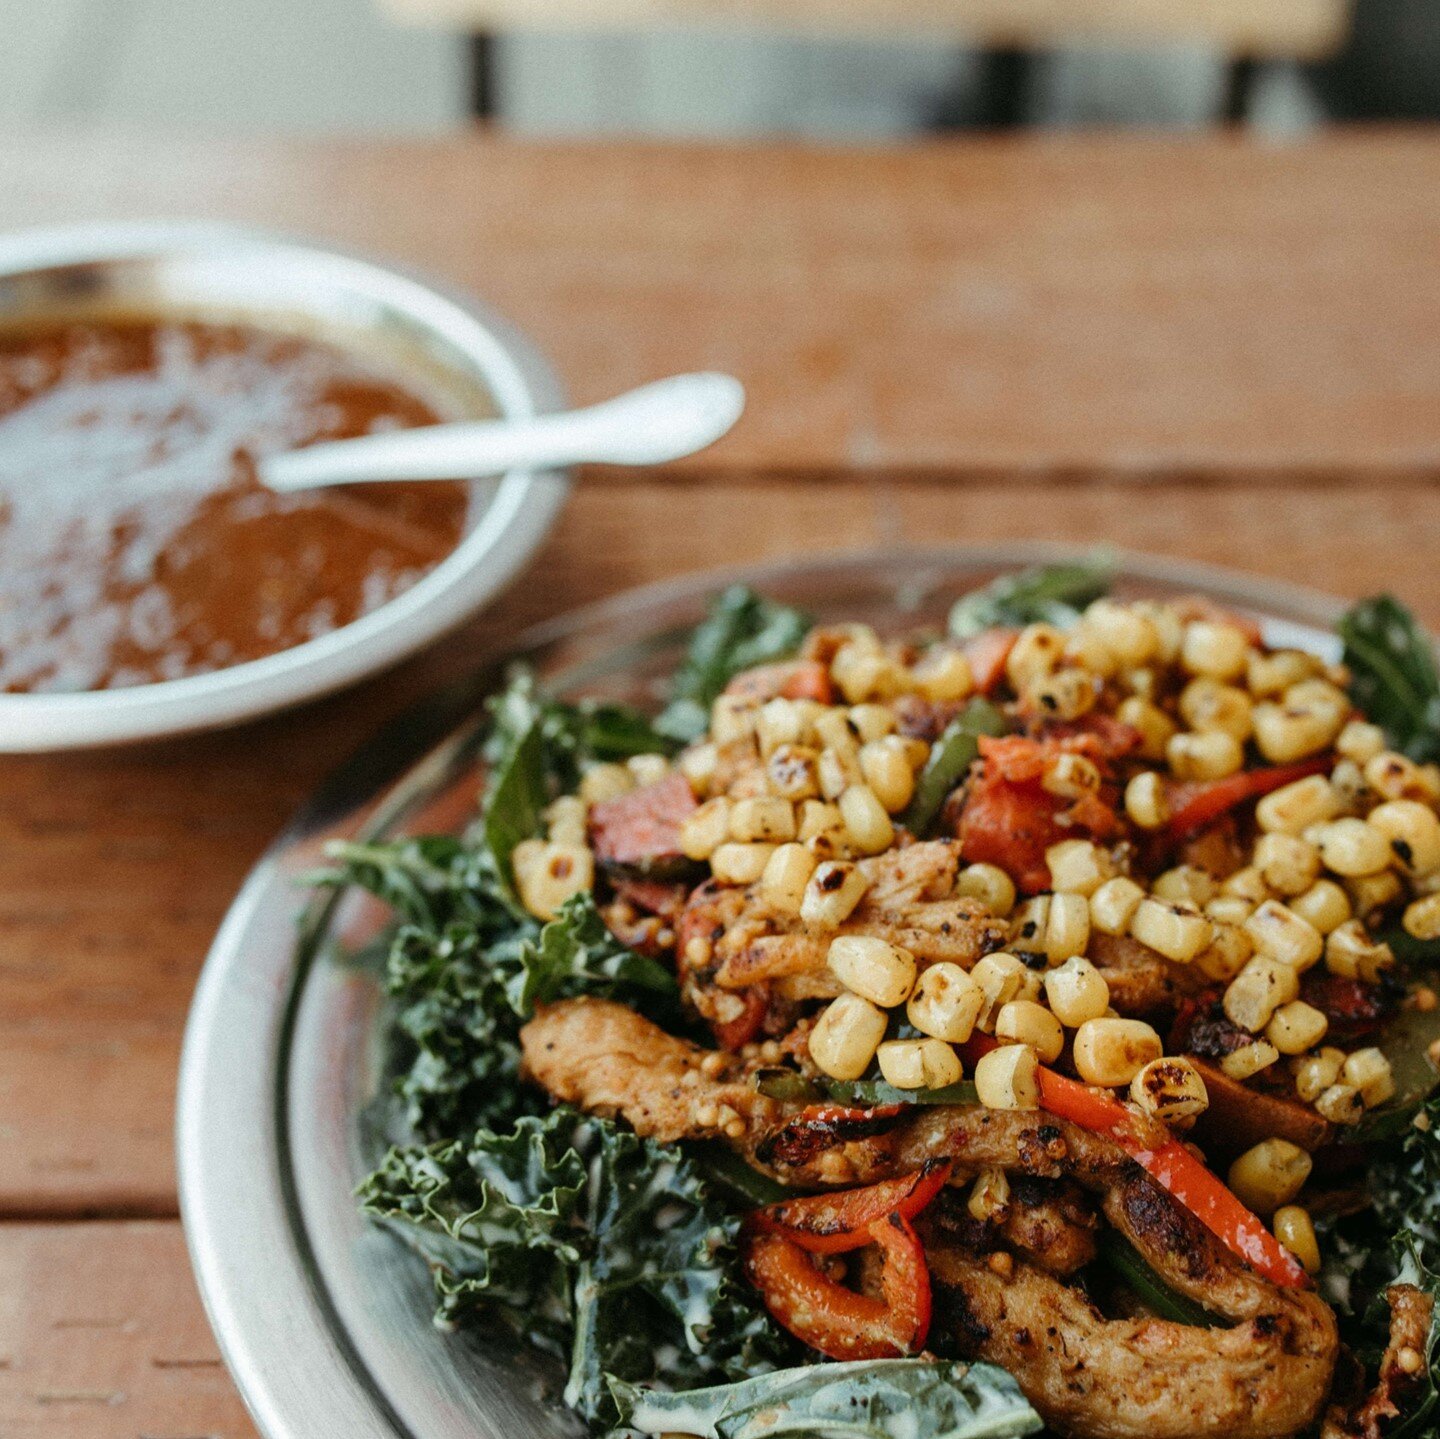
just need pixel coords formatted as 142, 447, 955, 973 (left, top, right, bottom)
176, 543, 1346, 1439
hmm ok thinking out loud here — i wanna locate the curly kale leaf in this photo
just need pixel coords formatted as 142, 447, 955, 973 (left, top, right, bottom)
1338, 595, 1440, 765
656, 586, 811, 744
947, 557, 1113, 642
360, 1109, 794, 1430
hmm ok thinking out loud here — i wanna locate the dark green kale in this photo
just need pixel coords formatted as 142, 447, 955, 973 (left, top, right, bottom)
947, 557, 1112, 642
1338, 595, 1440, 765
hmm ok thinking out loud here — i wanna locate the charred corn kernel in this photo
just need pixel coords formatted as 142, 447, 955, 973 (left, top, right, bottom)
1073, 1017, 1163, 1087
1225, 955, 1300, 1032
1329, 758, 1371, 813
677, 742, 719, 795
849, 704, 897, 744
1316, 818, 1393, 878
1405, 894, 1440, 942
817, 745, 863, 802
974, 1043, 1040, 1110
907, 962, 984, 1043
711, 694, 759, 746
814, 707, 862, 753
1337, 720, 1386, 765
1116, 696, 1178, 761
1365, 750, 1430, 802
1273, 1206, 1321, 1275
1254, 833, 1322, 897
1368, 800, 1440, 875
956, 863, 1017, 917
1090, 876, 1146, 936
725, 797, 791, 845
1014, 891, 1091, 964
1294, 1048, 1345, 1102
1130, 897, 1213, 964
859, 736, 917, 813
681, 797, 732, 860
1344, 869, 1404, 923
877, 1037, 963, 1090
1044, 955, 1111, 1027
1125, 771, 1171, 829
832, 641, 901, 704
1266, 1000, 1329, 1055
799, 799, 845, 843
827, 935, 917, 1007
544, 795, 589, 847
1245, 900, 1323, 971
1222, 866, 1272, 904
1029, 668, 1098, 722
1228, 1139, 1312, 1215
967, 1166, 1011, 1222
1133, 601, 1185, 663
839, 784, 894, 855
1181, 619, 1251, 681
1206, 894, 1256, 927
995, 1000, 1065, 1063
580, 762, 634, 804
754, 698, 808, 756
972, 953, 1030, 1031
627, 752, 671, 786
1046, 840, 1114, 896
511, 839, 594, 921
1130, 1056, 1210, 1124
1256, 775, 1341, 836
808, 993, 889, 1081
912, 646, 974, 702
1289, 879, 1352, 936
1006, 624, 1067, 690
1180, 679, 1254, 742
760, 843, 818, 915
1123, 666, 1162, 699
1221, 1039, 1281, 1081
1168, 729, 1244, 782
1195, 922, 1255, 983
1315, 1083, 1365, 1125
766, 743, 822, 802
1325, 919, 1395, 982
1064, 624, 1120, 679
800, 860, 870, 928
1253, 698, 1343, 764
1084, 600, 1159, 667
1042, 751, 1102, 799
1152, 865, 1216, 907
710, 841, 777, 886
1344, 1048, 1396, 1107
1247, 649, 1321, 698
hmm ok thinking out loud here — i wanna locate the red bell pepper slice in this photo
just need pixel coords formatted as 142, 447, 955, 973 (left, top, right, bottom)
711, 985, 769, 1051
588, 771, 698, 866
753, 1159, 953, 1255
724, 659, 834, 705
744, 1211, 932, 1360
1165, 758, 1330, 842
963, 627, 1018, 695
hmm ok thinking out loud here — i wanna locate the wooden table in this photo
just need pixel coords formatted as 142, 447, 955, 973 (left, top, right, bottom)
3, 127, 1440, 1438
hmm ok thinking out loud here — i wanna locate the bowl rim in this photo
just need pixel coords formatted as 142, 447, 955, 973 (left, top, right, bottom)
0, 219, 569, 750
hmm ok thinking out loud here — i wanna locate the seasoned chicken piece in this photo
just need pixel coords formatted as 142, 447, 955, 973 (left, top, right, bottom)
1322, 1284, 1435, 1439
1089, 932, 1208, 1018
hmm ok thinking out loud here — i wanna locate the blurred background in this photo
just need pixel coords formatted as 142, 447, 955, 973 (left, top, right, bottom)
3, 0, 1436, 138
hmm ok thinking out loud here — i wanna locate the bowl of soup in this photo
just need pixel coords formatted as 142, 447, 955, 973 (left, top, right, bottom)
0, 222, 568, 750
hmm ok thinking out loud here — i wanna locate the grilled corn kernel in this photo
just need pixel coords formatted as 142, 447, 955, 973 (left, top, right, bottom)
1130, 898, 1213, 964
1329, 758, 1372, 814
711, 694, 759, 746
1168, 729, 1245, 782
1046, 840, 1114, 896
971, 953, 1030, 1032
911, 647, 974, 702
1247, 648, 1322, 698
798, 799, 846, 843
1222, 1039, 1281, 1081
1181, 620, 1251, 681
1206, 894, 1256, 927
1253, 698, 1344, 765
849, 703, 898, 744
818, 745, 863, 802
800, 860, 870, 928
1083, 600, 1159, 667
1266, 1000, 1329, 1056
1325, 919, 1395, 982
766, 743, 822, 803
877, 1037, 963, 1091
907, 962, 985, 1043
859, 736, 917, 814
710, 842, 777, 886
1256, 775, 1341, 837
511, 839, 594, 921
1013, 893, 1091, 965
996, 1000, 1065, 1063
1365, 750, 1430, 803
1273, 1205, 1321, 1275
974, 1043, 1040, 1110
1152, 865, 1217, 907
1125, 772, 1171, 830
1369, 800, 1440, 876
1228, 1139, 1312, 1215
754, 697, 808, 756
1336, 720, 1386, 765
729, 796, 797, 844
1073, 1017, 1163, 1087
1254, 833, 1322, 898
1130, 1056, 1210, 1124
1295, 1048, 1345, 1103
1194, 922, 1255, 983
1344, 869, 1404, 922
808, 993, 889, 1081
544, 795, 589, 848
1245, 900, 1324, 971
968, 1166, 1012, 1222
681, 798, 732, 860
828, 935, 917, 1008
1044, 955, 1111, 1027
814, 706, 861, 752
1289, 879, 1352, 936
677, 742, 719, 795
1315, 1083, 1365, 1125
580, 762, 634, 804
1405, 894, 1440, 942
1313, 818, 1392, 878
1344, 1048, 1396, 1107
839, 784, 894, 855
1042, 751, 1102, 799
1116, 696, 1178, 761
627, 752, 671, 786
1065, 624, 1121, 679
1180, 678, 1255, 742
1134, 601, 1185, 663
1030, 668, 1098, 722
1006, 624, 1067, 690
1090, 876, 1146, 936
761, 843, 817, 914
1222, 866, 1272, 904
956, 863, 1017, 917
832, 642, 902, 704
1225, 955, 1300, 1032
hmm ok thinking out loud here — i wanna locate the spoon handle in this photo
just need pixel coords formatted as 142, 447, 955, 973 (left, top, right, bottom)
260, 372, 744, 491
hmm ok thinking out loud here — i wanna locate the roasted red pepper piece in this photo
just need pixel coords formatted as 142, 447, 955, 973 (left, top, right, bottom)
711, 985, 769, 1051
588, 772, 698, 867
962, 627, 1018, 695
724, 659, 834, 705
1164, 758, 1330, 842
753, 1159, 953, 1254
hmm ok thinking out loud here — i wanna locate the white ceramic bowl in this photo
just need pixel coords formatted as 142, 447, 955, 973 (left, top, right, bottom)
0, 222, 569, 751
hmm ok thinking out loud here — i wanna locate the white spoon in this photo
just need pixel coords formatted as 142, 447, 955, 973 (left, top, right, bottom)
259, 371, 745, 492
